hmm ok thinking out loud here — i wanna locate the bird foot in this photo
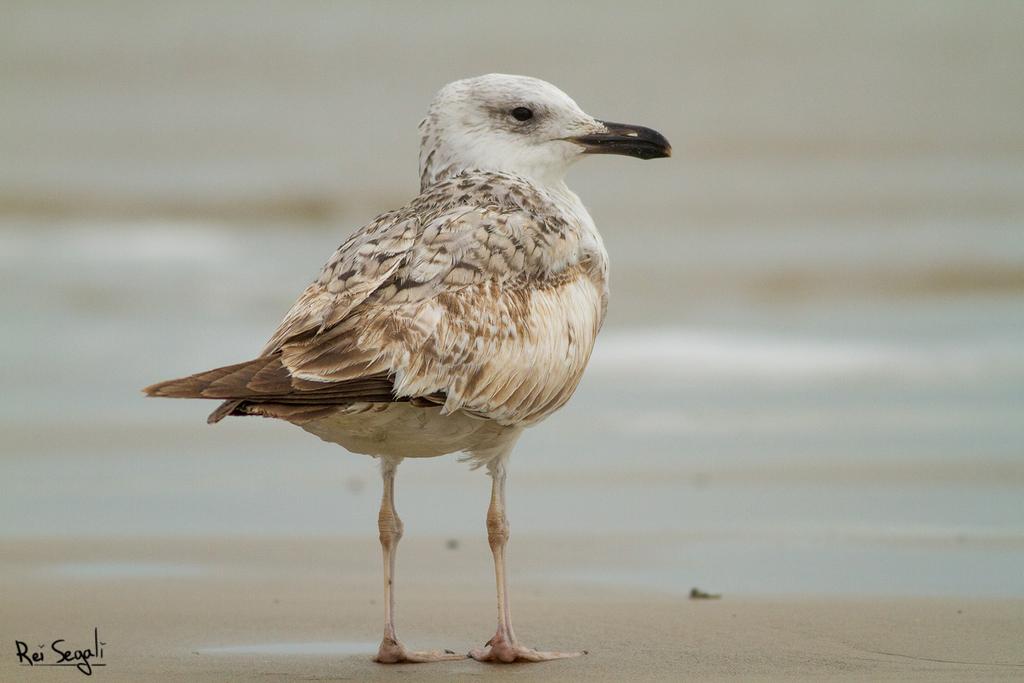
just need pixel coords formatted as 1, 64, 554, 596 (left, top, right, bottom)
375, 637, 465, 663
469, 633, 586, 663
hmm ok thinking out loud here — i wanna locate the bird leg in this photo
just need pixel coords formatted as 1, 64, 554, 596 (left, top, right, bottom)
374, 457, 462, 664
469, 456, 585, 663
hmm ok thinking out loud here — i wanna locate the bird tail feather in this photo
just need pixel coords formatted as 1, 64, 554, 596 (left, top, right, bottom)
143, 356, 398, 424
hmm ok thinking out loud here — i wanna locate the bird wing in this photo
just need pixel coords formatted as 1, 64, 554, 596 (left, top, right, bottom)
260, 209, 420, 355
268, 195, 606, 425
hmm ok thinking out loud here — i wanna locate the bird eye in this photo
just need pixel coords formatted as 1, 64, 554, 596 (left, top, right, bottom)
510, 107, 534, 122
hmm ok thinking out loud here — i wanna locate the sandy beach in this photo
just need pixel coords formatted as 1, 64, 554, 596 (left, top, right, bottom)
2, 537, 1022, 681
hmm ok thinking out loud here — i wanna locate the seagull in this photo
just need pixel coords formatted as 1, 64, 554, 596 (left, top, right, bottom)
145, 74, 670, 664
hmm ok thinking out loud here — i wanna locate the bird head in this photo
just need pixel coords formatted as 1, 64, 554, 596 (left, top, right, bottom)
418, 74, 670, 190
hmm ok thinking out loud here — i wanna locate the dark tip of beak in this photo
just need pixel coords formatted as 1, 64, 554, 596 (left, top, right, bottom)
569, 120, 672, 160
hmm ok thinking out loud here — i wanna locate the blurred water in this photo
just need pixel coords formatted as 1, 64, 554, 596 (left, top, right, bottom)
1, 217, 1022, 597
1, 1, 1023, 598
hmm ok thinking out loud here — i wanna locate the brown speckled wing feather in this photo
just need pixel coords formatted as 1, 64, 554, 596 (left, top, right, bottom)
268, 172, 607, 426
146, 172, 607, 428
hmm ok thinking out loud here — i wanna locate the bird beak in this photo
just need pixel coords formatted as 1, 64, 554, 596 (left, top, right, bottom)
568, 120, 672, 160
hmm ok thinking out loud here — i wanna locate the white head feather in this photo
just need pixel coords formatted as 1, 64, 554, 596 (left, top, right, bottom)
418, 74, 605, 190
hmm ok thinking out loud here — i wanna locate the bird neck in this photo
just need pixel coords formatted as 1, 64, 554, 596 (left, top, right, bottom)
421, 160, 569, 195
419, 133, 572, 193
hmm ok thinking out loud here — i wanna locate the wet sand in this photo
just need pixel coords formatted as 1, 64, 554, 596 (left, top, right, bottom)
2, 537, 1022, 681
